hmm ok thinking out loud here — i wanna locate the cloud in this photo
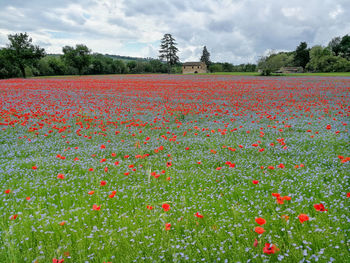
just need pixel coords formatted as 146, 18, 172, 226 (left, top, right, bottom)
0, 0, 349, 63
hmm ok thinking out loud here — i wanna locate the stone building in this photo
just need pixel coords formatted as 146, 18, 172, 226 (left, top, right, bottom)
182, 62, 207, 74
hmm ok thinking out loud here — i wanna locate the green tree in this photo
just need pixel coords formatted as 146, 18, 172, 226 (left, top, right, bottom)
0, 48, 21, 78
304, 45, 350, 72
62, 44, 91, 75
339, 34, 350, 60
293, 42, 309, 69
5, 32, 45, 78
258, 52, 294, 75
159, 34, 179, 69
328, 36, 342, 56
200, 46, 211, 67
209, 63, 223, 72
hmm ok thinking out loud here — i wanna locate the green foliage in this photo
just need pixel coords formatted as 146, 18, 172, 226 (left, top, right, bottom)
293, 42, 310, 69
328, 37, 342, 56
339, 34, 350, 60
0, 48, 21, 79
159, 34, 179, 68
200, 46, 211, 67
209, 63, 223, 72
4, 32, 45, 78
306, 45, 350, 72
209, 63, 256, 73
258, 52, 294, 75
62, 44, 91, 75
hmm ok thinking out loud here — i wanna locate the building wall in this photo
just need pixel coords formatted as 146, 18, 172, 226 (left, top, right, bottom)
182, 64, 207, 74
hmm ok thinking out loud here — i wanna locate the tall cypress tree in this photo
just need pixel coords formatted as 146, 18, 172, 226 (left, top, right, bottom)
159, 34, 179, 67
200, 46, 211, 67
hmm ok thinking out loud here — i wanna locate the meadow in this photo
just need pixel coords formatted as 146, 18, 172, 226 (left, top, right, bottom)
0, 75, 349, 263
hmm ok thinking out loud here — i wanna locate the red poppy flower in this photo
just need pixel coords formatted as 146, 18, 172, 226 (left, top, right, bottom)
263, 243, 279, 254
100, 181, 106, 186
92, 204, 101, 211
59, 221, 66, 226
10, 214, 18, 220
100, 144, 106, 149
88, 168, 94, 172
277, 163, 285, 169
57, 173, 65, 179
88, 191, 95, 195
253, 239, 258, 247
165, 223, 171, 231
194, 212, 203, 219
298, 214, 309, 223
26, 196, 31, 201
147, 205, 153, 210
252, 180, 259, 184
162, 203, 170, 212
32, 166, 37, 170
254, 226, 265, 234
255, 217, 266, 225
52, 258, 64, 263
4, 189, 11, 194
314, 203, 328, 212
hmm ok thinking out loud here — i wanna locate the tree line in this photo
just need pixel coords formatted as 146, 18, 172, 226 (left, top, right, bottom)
0, 33, 177, 79
258, 35, 350, 75
1, 32, 350, 79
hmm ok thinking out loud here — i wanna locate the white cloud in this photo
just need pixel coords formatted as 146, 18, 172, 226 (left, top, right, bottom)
0, 0, 349, 63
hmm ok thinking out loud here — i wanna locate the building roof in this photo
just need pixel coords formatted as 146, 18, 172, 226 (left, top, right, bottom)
182, 62, 205, 66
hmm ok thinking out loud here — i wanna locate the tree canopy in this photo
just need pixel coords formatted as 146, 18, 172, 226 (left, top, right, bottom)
200, 46, 211, 67
4, 32, 45, 78
159, 34, 179, 67
62, 44, 91, 75
293, 42, 310, 69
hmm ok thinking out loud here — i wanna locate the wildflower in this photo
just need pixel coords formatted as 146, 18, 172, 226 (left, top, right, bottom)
10, 214, 18, 220
194, 212, 203, 219
252, 180, 259, 184
100, 181, 107, 186
255, 217, 266, 225
254, 226, 265, 234
92, 204, 101, 211
162, 203, 170, 212
165, 223, 171, 231
147, 205, 153, 210
277, 163, 285, 169
26, 196, 31, 201
59, 221, 66, 226
52, 259, 64, 263
263, 243, 279, 254
32, 166, 37, 170
314, 203, 328, 212
57, 173, 65, 179
88, 191, 95, 195
4, 189, 11, 194
281, 214, 289, 221
253, 239, 258, 247
109, 190, 117, 198
88, 168, 94, 172
298, 214, 309, 223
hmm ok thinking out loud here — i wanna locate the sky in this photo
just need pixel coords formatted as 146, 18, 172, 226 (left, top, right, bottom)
0, 0, 349, 64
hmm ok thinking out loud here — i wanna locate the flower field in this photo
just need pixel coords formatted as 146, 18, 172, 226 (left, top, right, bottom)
0, 75, 349, 262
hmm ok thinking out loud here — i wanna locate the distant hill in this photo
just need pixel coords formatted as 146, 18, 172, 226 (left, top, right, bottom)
46, 53, 152, 62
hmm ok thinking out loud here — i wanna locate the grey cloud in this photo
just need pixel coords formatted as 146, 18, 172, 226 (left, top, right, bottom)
0, 0, 349, 63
